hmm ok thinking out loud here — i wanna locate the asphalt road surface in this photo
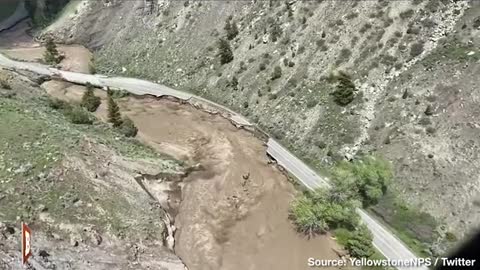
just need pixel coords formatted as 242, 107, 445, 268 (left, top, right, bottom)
0, 53, 427, 270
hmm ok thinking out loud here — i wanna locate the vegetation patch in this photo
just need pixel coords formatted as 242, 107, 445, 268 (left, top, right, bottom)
0, 93, 176, 240
370, 193, 438, 257
80, 83, 101, 112
421, 40, 480, 68
329, 71, 357, 106
217, 38, 234, 65
43, 36, 64, 64
290, 155, 393, 259
332, 156, 392, 207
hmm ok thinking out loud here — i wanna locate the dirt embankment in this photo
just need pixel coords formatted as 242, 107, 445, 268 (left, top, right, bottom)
43, 79, 341, 270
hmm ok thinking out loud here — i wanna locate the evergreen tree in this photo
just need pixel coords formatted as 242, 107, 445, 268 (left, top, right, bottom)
217, 38, 233, 65
107, 92, 122, 127
345, 225, 375, 258
332, 71, 356, 106
270, 23, 282, 42
43, 35, 60, 64
225, 19, 239, 40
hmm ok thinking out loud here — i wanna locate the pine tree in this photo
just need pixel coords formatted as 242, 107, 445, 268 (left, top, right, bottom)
217, 38, 233, 65
270, 23, 282, 42
107, 93, 122, 127
225, 19, 239, 40
332, 71, 356, 106
43, 35, 60, 64
285, 1, 293, 17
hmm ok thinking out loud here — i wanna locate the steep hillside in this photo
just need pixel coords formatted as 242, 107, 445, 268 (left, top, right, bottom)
45, 0, 480, 253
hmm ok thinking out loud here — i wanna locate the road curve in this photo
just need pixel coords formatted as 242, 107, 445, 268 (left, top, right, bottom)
0, 53, 427, 270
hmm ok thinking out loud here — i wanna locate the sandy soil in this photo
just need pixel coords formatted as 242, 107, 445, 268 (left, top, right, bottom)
42, 80, 342, 270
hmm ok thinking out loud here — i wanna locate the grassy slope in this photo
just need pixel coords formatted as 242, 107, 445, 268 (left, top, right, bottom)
0, 91, 177, 241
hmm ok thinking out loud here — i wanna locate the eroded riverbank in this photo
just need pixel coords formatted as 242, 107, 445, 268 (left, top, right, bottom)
44, 79, 341, 270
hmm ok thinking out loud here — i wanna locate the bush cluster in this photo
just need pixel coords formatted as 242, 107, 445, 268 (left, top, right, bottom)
332, 156, 392, 207
47, 89, 138, 138
48, 98, 93, 125
0, 79, 11, 90
66, 106, 93, 125
290, 189, 359, 237
217, 38, 234, 65
290, 155, 392, 258
81, 83, 101, 112
271, 66, 282, 80
331, 71, 356, 106
224, 18, 239, 40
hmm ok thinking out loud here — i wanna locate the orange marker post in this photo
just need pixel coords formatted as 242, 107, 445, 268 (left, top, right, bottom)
21, 223, 32, 265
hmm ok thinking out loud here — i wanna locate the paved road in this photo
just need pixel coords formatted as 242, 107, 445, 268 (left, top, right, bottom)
0, 53, 427, 270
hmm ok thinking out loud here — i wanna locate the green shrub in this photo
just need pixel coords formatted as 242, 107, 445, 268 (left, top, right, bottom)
81, 84, 101, 112
270, 23, 282, 42
109, 90, 130, 99
271, 66, 282, 80
224, 19, 239, 40
410, 42, 424, 57
0, 79, 11, 89
426, 126, 436, 135
332, 156, 392, 207
331, 71, 355, 106
445, 232, 457, 242
66, 106, 93, 125
119, 117, 138, 137
229, 76, 239, 90
259, 62, 266, 71
268, 93, 277, 100
399, 9, 415, 20
345, 225, 375, 258
359, 23, 372, 34
424, 104, 434, 116
306, 99, 318, 108
289, 189, 359, 238
217, 38, 234, 64
336, 48, 352, 65
48, 97, 70, 110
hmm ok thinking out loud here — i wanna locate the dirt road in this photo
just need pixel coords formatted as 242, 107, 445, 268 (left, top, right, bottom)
43, 80, 341, 270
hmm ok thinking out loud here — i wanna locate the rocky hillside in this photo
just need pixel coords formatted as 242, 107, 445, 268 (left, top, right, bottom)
46, 0, 479, 250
